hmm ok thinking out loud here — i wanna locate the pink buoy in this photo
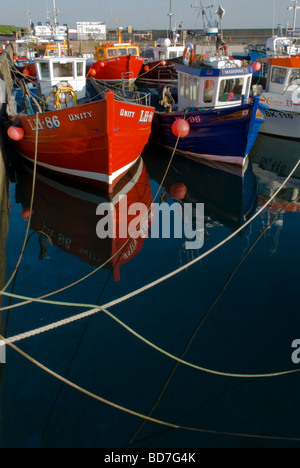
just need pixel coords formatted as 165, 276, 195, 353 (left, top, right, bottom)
21, 208, 34, 222
7, 126, 24, 141
253, 62, 262, 72
172, 119, 190, 138
161, 60, 167, 66
170, 183, 187, 200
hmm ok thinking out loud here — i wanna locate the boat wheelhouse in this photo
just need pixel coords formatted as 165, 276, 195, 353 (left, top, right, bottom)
87, 29, 144, 84
153, 55, 267, 166
258, 56, 300, 139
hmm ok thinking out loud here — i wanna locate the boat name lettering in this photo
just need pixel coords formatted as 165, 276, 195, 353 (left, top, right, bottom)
221, 68, 248, 76
265, 110, 294, 120
27, 115, 61, 131
120, 109, 135, 118
139, 110, 154, 123
68, 111, 92, 122
175, 116, 201, 124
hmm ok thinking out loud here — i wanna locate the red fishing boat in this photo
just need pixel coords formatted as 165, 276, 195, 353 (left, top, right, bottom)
7, 54, 154, 192
87, 29, 144, 85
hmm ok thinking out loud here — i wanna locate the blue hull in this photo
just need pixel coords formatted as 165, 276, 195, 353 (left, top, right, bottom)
153, 97, 267, 166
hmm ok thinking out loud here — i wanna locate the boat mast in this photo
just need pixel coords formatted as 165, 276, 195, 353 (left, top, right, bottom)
288, 0, 300, 32
167, 0, 174, 38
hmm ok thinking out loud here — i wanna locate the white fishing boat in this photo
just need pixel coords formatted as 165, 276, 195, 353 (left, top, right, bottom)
257, 56, 300, 139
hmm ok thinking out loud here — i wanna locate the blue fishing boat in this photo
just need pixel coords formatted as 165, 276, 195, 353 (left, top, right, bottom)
152, 53, 268, 166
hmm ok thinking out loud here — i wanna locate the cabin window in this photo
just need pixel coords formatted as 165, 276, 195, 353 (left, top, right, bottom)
97, 48, 104, 57
245, 76, 251, 96
77, 62, 84, 77
203, 80, 215, 103
218, 78, 244, 102
289, 69, 300, 85
271, 67, 287, 84
193, 78, 200, 101
144, 50, 154, 60
179, 74, 184, 97
169, 51, 177, 59
128, 48, 138, 55
40, 62, 50, 78
159, 51, 167, 60
53, 62, 73, 78
184, 75, 191, 100
118, 48, 128, 56
107, 49, 118, 57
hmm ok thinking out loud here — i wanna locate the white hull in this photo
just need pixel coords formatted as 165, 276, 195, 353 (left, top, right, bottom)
260, 108, 300, 140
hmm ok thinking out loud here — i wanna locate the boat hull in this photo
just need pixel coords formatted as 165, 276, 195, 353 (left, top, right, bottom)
260, 108, 300, 140
11, 91, 154, 191
88, 55, 144, 83
136, 58, 181, 87
152, 97, 266, 166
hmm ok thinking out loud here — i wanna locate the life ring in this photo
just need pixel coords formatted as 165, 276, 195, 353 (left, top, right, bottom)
183, 43, 195, 66
46, 83, 77, 109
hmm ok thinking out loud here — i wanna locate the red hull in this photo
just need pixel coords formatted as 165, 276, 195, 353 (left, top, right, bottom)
88, 55, 144, 83
13, 91, 154, 192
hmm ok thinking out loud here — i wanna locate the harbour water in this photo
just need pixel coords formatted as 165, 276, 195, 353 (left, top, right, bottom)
0, 134, 299, 448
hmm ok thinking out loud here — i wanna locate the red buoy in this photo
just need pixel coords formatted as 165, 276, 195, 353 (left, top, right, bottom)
23, 68, 30, 76
7, 126, 24, 141
89, 68, 97, 76
172, 119, 190, 138
253, 62, 262, 72
99, 61, 105, 68
144, 65, 150, 72
170, 183, 187, 200
161, 60, 167, 66
21, 208, 34, 221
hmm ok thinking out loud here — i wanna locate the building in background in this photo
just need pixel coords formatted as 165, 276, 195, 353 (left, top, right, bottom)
76, 22, 106, 41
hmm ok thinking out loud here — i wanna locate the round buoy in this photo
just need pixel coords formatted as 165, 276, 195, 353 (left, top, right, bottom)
23, 68, 30, 76
99, 61, 105, 68
170, 183, 187, 200
161, 60, 167, 66
253, 62, 262, 72
21, 208, 34, 221
172, 119, 190, 138
13, 55, 19, 61
144, 65, 150, 72
89, 68, 97, 76
7, 126, 24, 141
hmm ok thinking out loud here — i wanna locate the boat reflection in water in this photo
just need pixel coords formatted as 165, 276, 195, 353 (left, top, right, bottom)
251, 135, 300, 213
143, 145, 258, 233
15, 157, 152, 282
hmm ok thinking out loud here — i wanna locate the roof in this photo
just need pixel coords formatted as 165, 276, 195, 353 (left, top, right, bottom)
267, 57, 300, 68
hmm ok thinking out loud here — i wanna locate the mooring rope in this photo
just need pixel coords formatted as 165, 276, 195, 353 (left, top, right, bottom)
1, 335, 300, 443
1, 112, 39, 293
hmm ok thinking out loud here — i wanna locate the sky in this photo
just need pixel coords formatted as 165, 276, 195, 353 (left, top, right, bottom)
1, 0, 299, 31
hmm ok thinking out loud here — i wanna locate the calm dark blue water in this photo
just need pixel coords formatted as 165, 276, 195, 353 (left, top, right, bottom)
0, 134, 299, 448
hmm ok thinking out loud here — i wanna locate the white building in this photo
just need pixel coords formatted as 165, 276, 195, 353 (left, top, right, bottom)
76, 22, 106, 41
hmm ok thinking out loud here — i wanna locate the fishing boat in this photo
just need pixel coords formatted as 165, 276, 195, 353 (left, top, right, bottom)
256, 56, 300, 139
152, 54, 267, 166
15, 157, 153, 281
87, 29, 144, 85
136, 37, 185, 87
5, 53, 154, 192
